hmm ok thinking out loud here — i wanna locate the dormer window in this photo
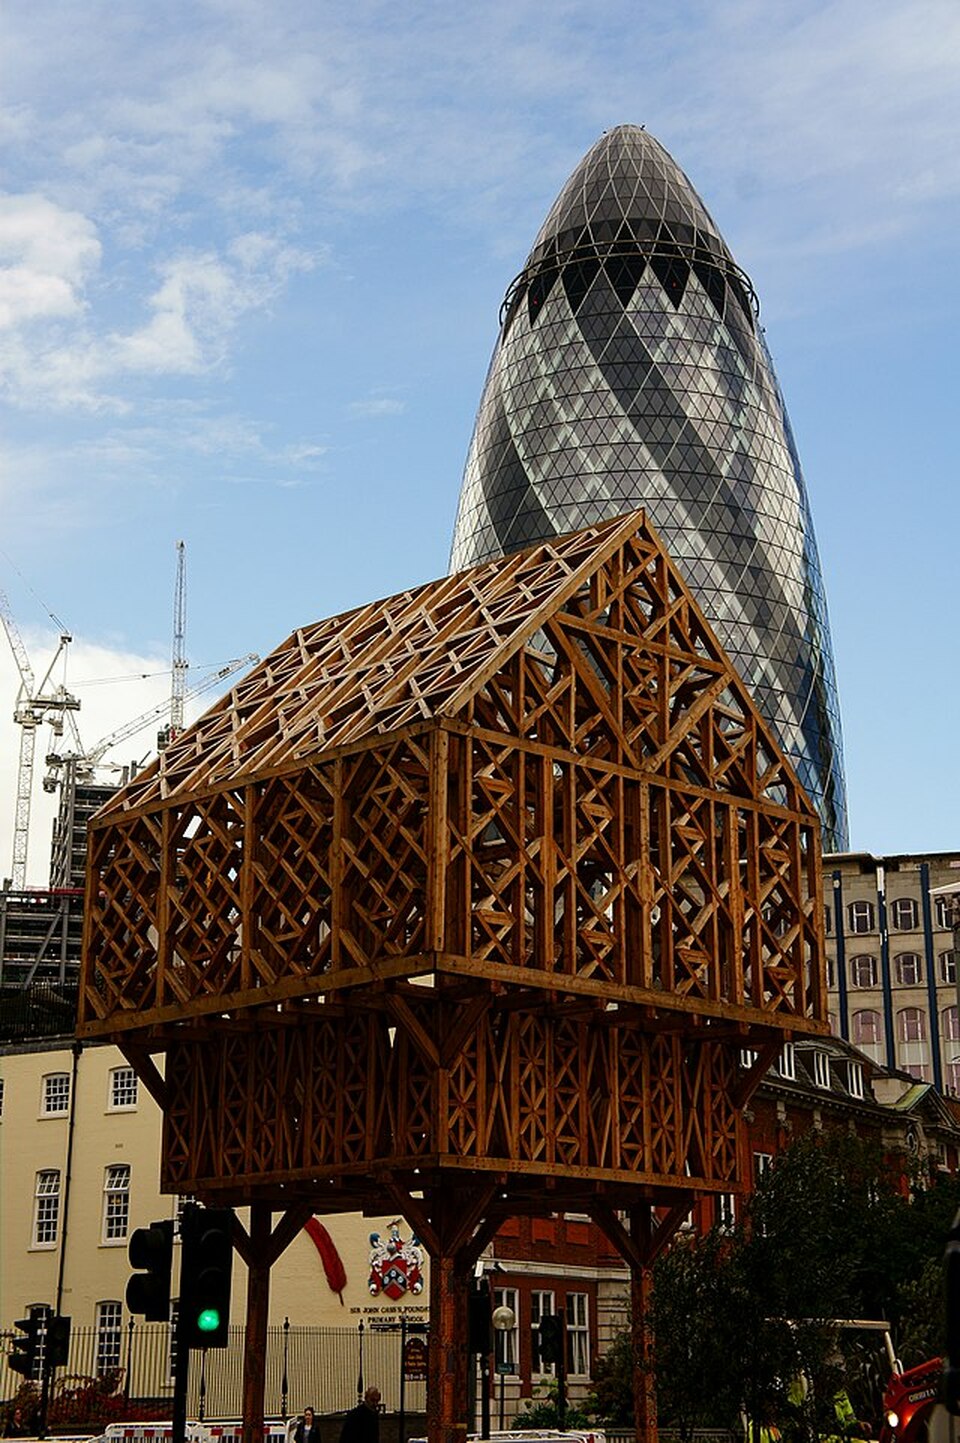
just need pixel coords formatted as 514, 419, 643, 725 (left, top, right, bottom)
777, 1044, 796, 1081
846, 1062, 864, 1100
813, 1051, 831, 1089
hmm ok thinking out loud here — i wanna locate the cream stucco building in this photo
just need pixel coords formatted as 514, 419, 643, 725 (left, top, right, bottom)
0, 1037, 429, 1352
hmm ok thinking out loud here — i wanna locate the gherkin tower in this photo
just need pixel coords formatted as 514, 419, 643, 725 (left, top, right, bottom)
450, 125, 848, 849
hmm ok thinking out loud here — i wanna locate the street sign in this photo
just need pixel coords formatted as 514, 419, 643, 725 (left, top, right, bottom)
495, 1361, 516, 1376
403, 1336, 428, 1381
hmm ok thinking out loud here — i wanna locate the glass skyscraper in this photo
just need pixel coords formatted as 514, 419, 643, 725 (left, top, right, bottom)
450, 125, 848, 849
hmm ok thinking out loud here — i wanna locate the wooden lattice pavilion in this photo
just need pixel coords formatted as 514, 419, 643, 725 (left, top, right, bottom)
79, 510, 827, 1443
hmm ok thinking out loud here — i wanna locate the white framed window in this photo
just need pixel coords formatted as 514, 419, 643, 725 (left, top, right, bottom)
846, 1062, 864, 1099
739, 1048, 758, 1069
824, 905, 832, 935
753, 1152, 772, 1185
96, 1301, 123, 1376
848, 901, 875, 935
813, 1051, 831, 1088
943, 1006, 959, 1043
41, 1072, 70, 1116
946, 1061, 960, 1097
716, 1192, 736, 1230
102, 1165, 131, 1243
33, 1170, 61, 1247
936, 896, 956, 930
777, 1044, 796, 1081
109, 1067, 138, 1110
565, 1292, 589, 1377
850, 954, 878, 988
530, 1290, 555, 1374
940, 951, 957, 985
898, 1008, 926, 1043
895, 953, 922, 986
853, 1010, 882, 1046
826, 956, 836, 988
492, 1286, 518, 1372
891, 898, 919, 930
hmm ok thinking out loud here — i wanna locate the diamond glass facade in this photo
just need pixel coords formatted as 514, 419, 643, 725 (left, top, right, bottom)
450, 125, 847, 849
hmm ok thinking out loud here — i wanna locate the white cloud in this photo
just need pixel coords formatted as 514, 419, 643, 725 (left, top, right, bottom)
348, 397, 405, 418
113, 235, 314, 376
0, 193, 100, 329
0, 227, 317, 409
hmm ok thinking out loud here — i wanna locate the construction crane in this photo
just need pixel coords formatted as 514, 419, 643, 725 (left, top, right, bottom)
158, 539, 188, 752
45, 654, 259, 792
0, 586, 80, 889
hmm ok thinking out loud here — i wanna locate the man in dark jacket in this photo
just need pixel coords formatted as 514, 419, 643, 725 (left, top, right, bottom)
339, 1387, 381, 1443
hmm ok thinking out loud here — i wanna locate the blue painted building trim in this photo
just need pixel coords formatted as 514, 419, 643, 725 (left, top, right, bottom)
832, 870, 849, 1040
921, 862, 943, 1091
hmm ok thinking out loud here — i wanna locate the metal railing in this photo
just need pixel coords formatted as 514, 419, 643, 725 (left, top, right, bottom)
1, 1321, 428, 1428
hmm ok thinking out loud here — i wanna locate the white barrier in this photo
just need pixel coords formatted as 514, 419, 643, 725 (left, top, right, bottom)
96, 1423, 287, 1443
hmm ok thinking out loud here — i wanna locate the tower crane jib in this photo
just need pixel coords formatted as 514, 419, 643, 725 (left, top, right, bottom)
0, 585, 80, 889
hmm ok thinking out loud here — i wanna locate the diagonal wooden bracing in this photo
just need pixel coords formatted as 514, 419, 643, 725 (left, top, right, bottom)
79, 511, 828, 1443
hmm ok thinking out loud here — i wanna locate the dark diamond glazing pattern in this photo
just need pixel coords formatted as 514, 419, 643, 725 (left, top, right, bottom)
450, 125, 847, 849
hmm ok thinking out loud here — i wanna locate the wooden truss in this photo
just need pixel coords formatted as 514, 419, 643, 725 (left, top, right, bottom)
79, 510, 827, 1442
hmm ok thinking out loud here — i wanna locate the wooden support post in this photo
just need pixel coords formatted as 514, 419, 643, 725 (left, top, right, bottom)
241, 1203, 272, 1443
428, 1252, 469, 1443
629, 1206, 658, 1443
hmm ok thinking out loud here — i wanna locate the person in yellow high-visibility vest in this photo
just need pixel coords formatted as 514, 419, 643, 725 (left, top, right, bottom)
831, 1387, 873, 1443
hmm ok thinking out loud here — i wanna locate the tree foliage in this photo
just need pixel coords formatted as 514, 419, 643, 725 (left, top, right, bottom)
591, 1132, 960, 1436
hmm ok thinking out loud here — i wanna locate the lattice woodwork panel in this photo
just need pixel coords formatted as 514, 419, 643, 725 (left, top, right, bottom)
80, 815, 163, 1026
251, 768, 335, 980
738, 806, 821, 1018
465, 737, 523, 966
550, 762, 640, 986
648, 787, 735, 1004
390, 1028, 435, 1160
339, 739, 431, 965
615, 1028, 649, 1173
168, 791, 245, 1000
161, 1011, 744, 1193
646, 1034, 682, 1177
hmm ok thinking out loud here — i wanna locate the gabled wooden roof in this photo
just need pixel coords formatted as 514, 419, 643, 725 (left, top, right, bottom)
101, 510, 812, 819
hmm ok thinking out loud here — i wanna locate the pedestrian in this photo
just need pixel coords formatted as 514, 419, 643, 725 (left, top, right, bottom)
3, 1406, 30, 1438
339, 1386, 381, 1443
294, 1407, 322, 1443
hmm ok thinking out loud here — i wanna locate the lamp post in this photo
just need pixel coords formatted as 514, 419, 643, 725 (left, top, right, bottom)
492, 1304, 516, 1431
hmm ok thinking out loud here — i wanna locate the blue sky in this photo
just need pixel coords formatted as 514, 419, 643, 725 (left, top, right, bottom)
2, 0, 959, 882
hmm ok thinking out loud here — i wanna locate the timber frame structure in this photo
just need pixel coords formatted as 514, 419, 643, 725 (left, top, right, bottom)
79, 511, 828, 1443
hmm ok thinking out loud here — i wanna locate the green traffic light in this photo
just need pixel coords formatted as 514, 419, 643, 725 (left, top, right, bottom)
197, 1308, 221, 1333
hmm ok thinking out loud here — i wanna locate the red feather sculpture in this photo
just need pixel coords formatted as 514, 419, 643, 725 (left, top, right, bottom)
304, 1217, 347, 1304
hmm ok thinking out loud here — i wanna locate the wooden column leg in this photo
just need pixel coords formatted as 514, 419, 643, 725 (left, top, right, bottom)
241, 1203, 272, 1443
428, 1252, 469, 1443
629, 1207, 658, 1443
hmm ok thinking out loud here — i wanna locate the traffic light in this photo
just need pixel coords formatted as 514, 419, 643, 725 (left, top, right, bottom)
538, 1312, 564, 1366
126, 1220, 174, 1321
47, 1314, 71, 1368
180, 1205, 234, 1349
9, 1315, 41, 1378
468, 1278, 493, 1354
